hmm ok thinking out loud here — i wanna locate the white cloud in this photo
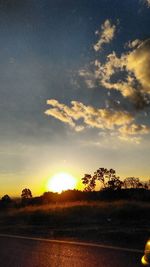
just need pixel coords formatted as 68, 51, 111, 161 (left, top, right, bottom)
143, 0, 150, 7
118, 135, 141, 144
93, 19, 116, 52
45, 99, 134, 131
92, 39, 150, 108
126, 39, 142, 49
80, 18, 150, 108
119, 123, 150, 135
45, 99, 150, 143
126, 39, 150, 94
46, 21, 150, 144
79, 69, 96, 88
45, 100, 75, 127
118, 123, 150, 144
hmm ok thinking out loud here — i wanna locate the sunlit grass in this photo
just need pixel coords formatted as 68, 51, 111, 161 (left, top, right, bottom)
3, 199, 150, 217
0, 200, 150, 248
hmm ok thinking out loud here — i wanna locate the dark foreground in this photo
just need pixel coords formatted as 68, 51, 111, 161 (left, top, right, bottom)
0, 235, 143, 267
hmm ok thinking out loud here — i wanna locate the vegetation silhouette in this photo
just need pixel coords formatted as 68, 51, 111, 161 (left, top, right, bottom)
21, 188, 32, 199
82, 168, 123, 191
21, 188, 32, 206
82, 167, 150, 192
0, 168, 150, 248
0, 167, 150, 209
0, 194, 12, 209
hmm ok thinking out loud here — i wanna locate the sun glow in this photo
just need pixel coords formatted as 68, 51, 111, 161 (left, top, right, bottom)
47, 172, 77, 193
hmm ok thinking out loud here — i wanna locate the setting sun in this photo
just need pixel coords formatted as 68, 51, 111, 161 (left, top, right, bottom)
47, 172, 77, 193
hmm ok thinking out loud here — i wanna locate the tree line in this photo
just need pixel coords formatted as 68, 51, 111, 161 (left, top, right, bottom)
0, 167, 150, 209
82, 168, 150, 191
0, 188, 32, 209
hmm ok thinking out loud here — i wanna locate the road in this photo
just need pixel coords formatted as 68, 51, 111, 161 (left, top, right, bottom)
0, 234, 143, 267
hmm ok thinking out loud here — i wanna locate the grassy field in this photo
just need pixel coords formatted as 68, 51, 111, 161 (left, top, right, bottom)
0, 200, 149, 249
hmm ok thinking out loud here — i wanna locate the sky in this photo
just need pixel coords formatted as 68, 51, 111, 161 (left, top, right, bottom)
0, 0, 150, 197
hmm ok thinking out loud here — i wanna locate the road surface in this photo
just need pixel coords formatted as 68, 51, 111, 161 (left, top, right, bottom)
0, 234, 143, 267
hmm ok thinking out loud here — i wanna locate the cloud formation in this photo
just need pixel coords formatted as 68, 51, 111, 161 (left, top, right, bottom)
80, 20, 150, 109
93, 19, 116, 52
127, 39, 150, 94
118, 124, 150, 144
126, 39, 142, 49
45, 99, 133, 131
94, 39, 150, 108
119, 123, 150, 136
45, 19, 150, 144
144, 0, 150, 7
79, 68, 96, 88
45, 99, 150, 144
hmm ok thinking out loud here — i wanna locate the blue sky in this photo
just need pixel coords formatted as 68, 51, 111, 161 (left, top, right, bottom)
0, 0, 150, 196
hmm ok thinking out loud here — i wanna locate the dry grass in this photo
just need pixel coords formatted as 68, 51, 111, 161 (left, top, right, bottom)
0, 200, 150, 249
2, 199, 150, 218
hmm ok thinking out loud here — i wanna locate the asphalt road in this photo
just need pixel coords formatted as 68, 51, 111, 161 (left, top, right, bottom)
0, 234, 143, 267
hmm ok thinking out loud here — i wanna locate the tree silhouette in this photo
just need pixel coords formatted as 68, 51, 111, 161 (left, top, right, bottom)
123, 177, 142, 189
143, 180, 150, 190
0, 194, 12, 209
82, 168, 123, 191
1, 194, 12, 204
21, 188, 32, 199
